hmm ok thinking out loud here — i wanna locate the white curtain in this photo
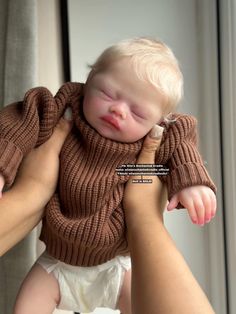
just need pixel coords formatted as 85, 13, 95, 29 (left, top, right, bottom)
0, 1, 38, 313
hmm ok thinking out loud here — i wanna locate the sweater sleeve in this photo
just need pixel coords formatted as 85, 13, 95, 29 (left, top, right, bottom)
0, 86, 67, 187
155, 114, 216, 207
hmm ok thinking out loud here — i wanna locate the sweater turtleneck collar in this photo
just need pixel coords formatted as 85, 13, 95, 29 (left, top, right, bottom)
71, 85, 144, 164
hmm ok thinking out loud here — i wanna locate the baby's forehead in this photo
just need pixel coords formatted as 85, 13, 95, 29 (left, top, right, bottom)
89, 58, 167, 103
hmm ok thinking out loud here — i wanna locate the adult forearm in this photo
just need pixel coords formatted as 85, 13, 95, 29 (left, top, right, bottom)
0, 115, 72, 256
0, 210, 42, 256
0, 184, 45, 256
128, 221, 215, 314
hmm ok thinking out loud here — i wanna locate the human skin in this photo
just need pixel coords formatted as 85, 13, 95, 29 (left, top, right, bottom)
83, 58, 166, 143
123, 128, 215, 314
0, 116, 72, 256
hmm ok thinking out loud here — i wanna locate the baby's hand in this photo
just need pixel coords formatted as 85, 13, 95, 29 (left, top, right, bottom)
0, 174, 5, 198
167, 185, 217, 225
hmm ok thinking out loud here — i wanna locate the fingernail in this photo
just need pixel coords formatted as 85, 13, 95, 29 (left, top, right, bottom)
150, 125, 164, 139
64, 107, 73, 120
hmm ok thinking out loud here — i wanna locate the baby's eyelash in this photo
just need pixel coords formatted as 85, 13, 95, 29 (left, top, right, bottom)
101, 90, 113, 99
132, 111, 145, 119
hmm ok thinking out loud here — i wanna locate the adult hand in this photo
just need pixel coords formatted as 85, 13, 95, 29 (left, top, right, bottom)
0, 109, 73, 256
123, 125, 167, 230
123, 125, 215, 314
13, 110, 73, 206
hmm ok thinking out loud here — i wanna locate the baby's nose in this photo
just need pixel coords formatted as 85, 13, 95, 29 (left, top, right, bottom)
109, 103, 127, 119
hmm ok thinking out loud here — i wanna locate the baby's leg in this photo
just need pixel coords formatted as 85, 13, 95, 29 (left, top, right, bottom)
117, 269, 132, 314
14, 263, 60, 314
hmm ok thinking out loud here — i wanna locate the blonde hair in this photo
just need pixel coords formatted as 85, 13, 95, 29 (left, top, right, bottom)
88, 37, 184, 111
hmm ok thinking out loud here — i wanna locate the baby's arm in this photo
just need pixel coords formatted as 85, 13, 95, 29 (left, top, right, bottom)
0, 87, 64, 188
0, 174, 4, 198
167, 185, 217, 225
0, 83, 79, 189
156, 114, 216, 221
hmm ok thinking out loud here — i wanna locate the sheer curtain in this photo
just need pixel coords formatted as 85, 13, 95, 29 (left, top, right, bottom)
0, 1, 38, 313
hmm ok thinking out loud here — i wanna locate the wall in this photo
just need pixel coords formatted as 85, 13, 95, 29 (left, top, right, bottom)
37, 0, 64, 93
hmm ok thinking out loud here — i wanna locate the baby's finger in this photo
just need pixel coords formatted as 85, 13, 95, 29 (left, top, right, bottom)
202, 194, 212, 223
193, 198, 205, 226
185, 199, 198, 224
210, 193, 217, 218
167, 194, 179, 211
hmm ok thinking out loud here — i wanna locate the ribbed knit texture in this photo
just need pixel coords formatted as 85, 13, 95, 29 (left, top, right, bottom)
0, 82, 216, 266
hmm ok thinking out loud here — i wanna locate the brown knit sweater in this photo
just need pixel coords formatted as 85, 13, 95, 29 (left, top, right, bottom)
0, 82, 216, 266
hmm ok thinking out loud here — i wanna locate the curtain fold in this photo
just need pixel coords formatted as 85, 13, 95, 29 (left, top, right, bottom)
0, 1, 38, 313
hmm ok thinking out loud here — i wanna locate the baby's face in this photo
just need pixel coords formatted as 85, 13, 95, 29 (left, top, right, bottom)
83, 59, 166, 143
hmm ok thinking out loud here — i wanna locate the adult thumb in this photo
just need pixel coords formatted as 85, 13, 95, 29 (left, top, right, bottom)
137, 125, 164, 164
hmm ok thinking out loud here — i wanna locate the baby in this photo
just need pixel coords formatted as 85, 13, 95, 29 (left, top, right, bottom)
0, 38, 216, 313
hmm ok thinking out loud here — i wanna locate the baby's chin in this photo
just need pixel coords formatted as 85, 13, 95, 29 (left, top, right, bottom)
96, 127, 142, 144
87, 118, 144, 143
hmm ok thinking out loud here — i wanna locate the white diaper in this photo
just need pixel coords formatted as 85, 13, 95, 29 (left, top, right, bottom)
37, 251, 131, 313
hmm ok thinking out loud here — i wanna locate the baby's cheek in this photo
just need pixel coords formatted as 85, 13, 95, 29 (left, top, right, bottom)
84, 97, 101, 120
132, 124, 151, 139
123, 123, 148, 142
